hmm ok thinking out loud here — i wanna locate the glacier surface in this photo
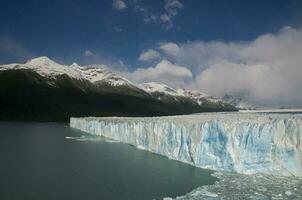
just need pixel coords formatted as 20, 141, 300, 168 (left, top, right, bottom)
70, 112, 302, 176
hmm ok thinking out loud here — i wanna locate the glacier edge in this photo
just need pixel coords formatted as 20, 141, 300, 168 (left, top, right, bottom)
70, 113, 302, 177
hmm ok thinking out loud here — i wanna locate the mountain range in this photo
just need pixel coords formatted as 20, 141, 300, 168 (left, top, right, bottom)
0, 56, 236, 122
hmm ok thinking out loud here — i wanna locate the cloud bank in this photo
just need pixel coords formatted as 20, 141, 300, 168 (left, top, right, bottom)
130, 26, 302, 106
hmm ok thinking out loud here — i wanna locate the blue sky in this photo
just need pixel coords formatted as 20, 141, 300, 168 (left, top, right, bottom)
1, 0, 302, 105
0, 0, 300, 67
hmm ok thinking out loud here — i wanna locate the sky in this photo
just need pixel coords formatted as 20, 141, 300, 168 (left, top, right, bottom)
1, 0, 302, 106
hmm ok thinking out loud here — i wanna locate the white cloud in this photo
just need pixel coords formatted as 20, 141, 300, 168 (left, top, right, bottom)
0, 36, 33, 63
154, 27, 302, 106
131, 0, 183, 29
160, 14, 170, 22
84, 50, 94, 57
113, 0, 127, 11
133, 4, 157, 23
159, 42, 180, 56
130, 59, 192, 86
138, 49, 160, 61
164, 0, 183, 15
161, 0, 183, 29
113, 26, 123, 32
79, 26, 302, 107
159, 41, 245, 73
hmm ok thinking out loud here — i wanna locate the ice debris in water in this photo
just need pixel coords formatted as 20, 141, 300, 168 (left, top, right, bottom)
65, 135, 118, 142
169, 172, 302, 200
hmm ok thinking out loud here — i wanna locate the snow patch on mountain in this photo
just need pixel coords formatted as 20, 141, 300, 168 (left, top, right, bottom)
140, 82, 227, 105
139, 82, 182, 96
77, 65, 134, 87
178, 89, 225, 105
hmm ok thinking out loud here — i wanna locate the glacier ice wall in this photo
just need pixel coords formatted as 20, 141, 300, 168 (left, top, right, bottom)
70, 113, 302, 176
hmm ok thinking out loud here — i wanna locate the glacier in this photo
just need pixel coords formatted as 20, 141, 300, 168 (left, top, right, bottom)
70, 112, 302, 177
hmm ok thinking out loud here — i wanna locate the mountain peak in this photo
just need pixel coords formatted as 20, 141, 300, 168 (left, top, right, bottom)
25, 56, 65, 71
22, 56, 85, 79
70, 62, 81, 68
26, 56, 56, 65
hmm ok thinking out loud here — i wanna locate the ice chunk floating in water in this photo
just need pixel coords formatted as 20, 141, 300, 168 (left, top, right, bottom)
70, 112, 302, 177
169, 172, 302, 199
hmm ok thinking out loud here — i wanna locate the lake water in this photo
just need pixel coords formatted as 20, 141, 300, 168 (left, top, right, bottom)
0, 122, 217, 200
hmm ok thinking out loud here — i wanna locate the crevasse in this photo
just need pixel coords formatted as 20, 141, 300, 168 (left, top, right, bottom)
70, 113, 302, 176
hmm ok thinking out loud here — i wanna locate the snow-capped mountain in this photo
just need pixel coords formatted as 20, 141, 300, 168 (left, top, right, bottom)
0, 56, 236, 121
0, 56, 230, 104
139, 82, 231, 108
0, 56, 137, 88
1, 56, 82, 79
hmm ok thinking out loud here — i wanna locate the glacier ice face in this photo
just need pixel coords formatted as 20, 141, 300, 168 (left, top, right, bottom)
70, 112, 302, 176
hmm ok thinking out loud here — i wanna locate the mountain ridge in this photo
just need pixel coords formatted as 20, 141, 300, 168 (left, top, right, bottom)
0, 56, 237, 121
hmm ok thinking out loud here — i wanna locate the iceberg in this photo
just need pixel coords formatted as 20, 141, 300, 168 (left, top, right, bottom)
70, 112, 302, 177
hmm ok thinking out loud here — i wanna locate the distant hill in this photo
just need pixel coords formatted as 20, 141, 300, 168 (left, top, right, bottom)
222, 94, 258, 110
139, 82, 234, 111
0, 57, 237, 122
